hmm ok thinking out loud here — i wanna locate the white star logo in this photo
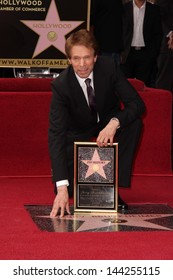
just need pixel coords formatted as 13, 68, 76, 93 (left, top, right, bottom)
20, 0, 84, 57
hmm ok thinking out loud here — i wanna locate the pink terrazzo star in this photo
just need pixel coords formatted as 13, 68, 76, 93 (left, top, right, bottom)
21, 0, 84, 57
82, 149, 110, 179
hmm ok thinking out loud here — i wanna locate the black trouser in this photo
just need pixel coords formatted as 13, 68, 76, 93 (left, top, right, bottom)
121, 48, 154, 87
116, 118, 143, 187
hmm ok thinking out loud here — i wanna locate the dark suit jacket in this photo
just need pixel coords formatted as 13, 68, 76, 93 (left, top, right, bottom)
156, 0, 173, 53
121, 1, 162, 62
49, 56, 145, 182
90, 0, 124, 52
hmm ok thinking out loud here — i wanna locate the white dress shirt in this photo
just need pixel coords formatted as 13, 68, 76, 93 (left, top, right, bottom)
131, 0, 146, 47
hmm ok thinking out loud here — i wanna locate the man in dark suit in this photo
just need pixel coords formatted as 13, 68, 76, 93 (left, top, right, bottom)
121, 0, 162, 86
48, 29, 145, 218
90, 0, 124, 64
155, 0, 173, 92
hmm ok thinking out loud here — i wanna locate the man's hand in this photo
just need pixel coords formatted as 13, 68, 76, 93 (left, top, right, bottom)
168, 31, 173, 49
96, 118, 120, 147
50, 185, 70, 218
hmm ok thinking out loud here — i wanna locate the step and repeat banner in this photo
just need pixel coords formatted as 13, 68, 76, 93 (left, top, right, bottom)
0, 0, 90, 68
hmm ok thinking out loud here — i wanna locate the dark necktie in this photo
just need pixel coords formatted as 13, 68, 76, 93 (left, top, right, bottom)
85, 78, 97, 122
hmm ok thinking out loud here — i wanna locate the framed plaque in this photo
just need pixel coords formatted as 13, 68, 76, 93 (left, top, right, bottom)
74, 142, 118, 213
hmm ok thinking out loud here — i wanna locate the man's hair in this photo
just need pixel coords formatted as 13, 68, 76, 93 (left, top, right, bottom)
65, 29, 99, 58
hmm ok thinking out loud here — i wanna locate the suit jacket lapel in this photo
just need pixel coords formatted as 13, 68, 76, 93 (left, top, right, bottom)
143, 2, 149, 35
93, 59, 107, 115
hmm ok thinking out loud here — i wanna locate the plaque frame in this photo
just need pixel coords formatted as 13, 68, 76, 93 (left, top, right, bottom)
74, 142, 118, 213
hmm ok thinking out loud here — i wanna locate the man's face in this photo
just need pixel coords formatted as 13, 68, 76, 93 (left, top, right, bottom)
68, 45, 97, 78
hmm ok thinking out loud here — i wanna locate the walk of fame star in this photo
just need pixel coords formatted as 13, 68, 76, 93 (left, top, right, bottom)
25, 204, 173, 232
82, 149, 110, 179
20, 0, 84, 57
35, 213, 173, 232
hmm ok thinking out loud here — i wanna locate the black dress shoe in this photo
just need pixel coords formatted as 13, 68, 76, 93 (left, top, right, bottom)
118, 195, 128, 210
